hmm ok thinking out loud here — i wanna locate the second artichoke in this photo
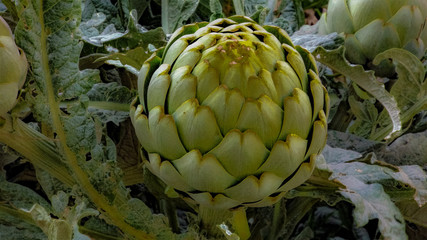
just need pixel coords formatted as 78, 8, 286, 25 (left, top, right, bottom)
319, 0, 427, 68
0, 16, 27, 116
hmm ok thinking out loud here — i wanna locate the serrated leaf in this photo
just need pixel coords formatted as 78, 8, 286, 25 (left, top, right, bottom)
161, 0, 200, 34
15, 0, 100, 121
291, 31, 344, 53
0, 175, 52, 212
327, 130, 384, 154
321, 145, 362, 164
338, 177, 407, 240
64, 116, 97, 154
391, 165, 427, 206
95, 47, 153, 75
349, 96, 377, 123
267, 0, 300, 35
329, 159, 426, 203
0, 205, 47, 240
396, 200, 427, 227
82, 10, 166, 53
243, 0, 267, 16
373, 49, 427, 140
314, 46, 402, 140
319, 148, 427, 239
85, 82, 135, 125
209, 0, 224, 21
35, 167, 72, 200
348, 96, 380, 138
81, 0, 126, 36
375, 130, 427, 167
118, 198, 178, 240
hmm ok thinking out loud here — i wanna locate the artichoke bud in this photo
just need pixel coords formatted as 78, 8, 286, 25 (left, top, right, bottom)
131, 16, 329, 209
0, 16, 28, 116
319, 0, 427, 76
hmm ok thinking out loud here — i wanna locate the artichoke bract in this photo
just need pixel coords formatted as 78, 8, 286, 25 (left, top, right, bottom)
131, 16, 329, 209
0, 16, 27, 116
319, 0, 427, 66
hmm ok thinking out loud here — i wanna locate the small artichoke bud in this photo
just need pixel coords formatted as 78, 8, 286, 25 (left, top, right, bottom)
0, 16, 28, 116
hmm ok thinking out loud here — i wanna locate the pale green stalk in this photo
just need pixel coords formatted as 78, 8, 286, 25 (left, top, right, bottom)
268, 202, 282, 240
232, 208, 251, 240
199, 206, 232, 237
0, 115, 74, 187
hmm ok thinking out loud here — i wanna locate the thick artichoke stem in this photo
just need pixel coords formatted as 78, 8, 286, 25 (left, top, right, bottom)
160, 199, 180, 233
232, 207, 251, 240
268, 201, 282, 240
198, 206, 232, 237
198, 206, 251, 239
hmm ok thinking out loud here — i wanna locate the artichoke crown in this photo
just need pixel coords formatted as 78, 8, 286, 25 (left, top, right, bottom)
131, 16, 329, 209
319, 0, 427, 64
0, 16, 27, 116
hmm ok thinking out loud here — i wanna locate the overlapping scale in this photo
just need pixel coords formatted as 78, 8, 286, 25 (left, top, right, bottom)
279, 88, 312, 140
277, 154, 317, 193
172, 99, 223, 153
246, 69, 278, 100
167, 66, 197, 113
305, 110, 328, 160
223, 172, 284, 203
163, 35, 195, 66
348, 0, 392, 30
355, 20, 401, 61
146, 64, 171, 111
323, 0, 354, 34
172, 150, 237, 192
282, 44, 308, 91
146, 153, 193, 192
272, 61, 302, 107
309, 71, 325, 124
209, 130, 269, 179
257, 134, 307, 178
192, 60, 220, 102
235, 95, 282, 149
202, 85, 245, 134
189, 192, 241, 209
130, 104, 187, 160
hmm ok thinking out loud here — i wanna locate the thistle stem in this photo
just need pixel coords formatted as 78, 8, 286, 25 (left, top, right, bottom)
160, 199, 180, 233
198, 205, 232, 237
268, 201, 282, 240
232, 207, 251, 240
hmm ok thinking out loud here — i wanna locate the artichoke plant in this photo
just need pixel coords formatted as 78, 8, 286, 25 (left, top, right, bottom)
319, 0, 427, 68
0, 16, 27, 116
131, 16, 329, 209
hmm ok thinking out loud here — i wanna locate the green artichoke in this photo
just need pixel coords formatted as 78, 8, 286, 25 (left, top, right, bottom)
131, 16, 329, 209
319, 0, 427, 67
0, 16, 27, 116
